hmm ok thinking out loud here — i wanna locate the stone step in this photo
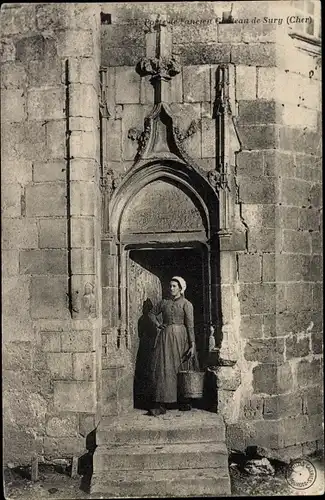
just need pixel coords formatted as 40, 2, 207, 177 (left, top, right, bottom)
93, 442, 228, 472
97, 409, 226, 446
91, 468, 231, 497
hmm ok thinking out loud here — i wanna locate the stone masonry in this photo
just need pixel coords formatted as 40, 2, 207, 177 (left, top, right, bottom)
1, 1, 323, 467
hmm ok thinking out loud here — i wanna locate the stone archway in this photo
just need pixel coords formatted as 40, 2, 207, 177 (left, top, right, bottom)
100, 160, 221, 416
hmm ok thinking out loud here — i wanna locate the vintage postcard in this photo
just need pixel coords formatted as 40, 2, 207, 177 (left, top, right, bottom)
1, 1, 323, 498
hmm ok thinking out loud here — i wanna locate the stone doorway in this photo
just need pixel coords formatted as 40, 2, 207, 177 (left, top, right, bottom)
127, 245, 209, 409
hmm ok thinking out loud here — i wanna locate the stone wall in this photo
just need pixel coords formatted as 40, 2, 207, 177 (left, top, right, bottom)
1, 2, 102, 465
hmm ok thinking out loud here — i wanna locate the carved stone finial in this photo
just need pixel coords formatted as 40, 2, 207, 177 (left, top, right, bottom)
137, 55, 181, 82
174, 119, 201, 142
208, 170, 222, 190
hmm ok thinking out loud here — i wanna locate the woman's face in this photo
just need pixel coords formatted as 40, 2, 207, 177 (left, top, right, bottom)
170, 280, 181, 297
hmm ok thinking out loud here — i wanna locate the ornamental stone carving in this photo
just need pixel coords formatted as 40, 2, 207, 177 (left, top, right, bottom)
137, 56, 181, 82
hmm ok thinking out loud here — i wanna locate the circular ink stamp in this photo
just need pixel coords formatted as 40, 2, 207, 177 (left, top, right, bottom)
286, 458, 317, 490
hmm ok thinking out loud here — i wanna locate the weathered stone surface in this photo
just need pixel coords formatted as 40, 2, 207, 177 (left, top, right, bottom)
115, 67, 140, 104
215, 365, 241, 391
70, 182, 96, 217
248, 227, 276, 253
245, 338, 285, 364
41, 331, 61, 352
183, 65, 210, 103
282, 414, 323, 447
253, 363, 293, 395
264, 150, 296, 177
1, 61, 27, 88
31, 276, 69, 319
71, 249, 95, 274
3, 342, 33, 371
237, 125, 280, 150
296, 359, 322, 388
70, 84, 98, 119
26, 184, 66, 217
47, 352, 73, 379
3, 369, 52, 399
243, 397, 264, 420
3, 428, 43, 466
231, 43, 276, 67
72, 352, 96, 381
70, 218, 95, 247
68, 58, 98, 86
238, 100, 280, 125
101, 46, 146, 67
70, 130, 98, 159
240, 315, 263, 339
1, 183, 22, 218
1, 89, 26, 122
2, 250, 19, 277
44, 436, 86, 459
56, 30, 94, 58
46, 414, 79, 437
15, 35, 57, 62
1, 159, 32, 185
263, 393, 303, 419
28, 58, 62, 87
238, 254, 261, 283
236, 65, 256, 101
279, 127, 321, 155
2, 219, 38, 249
79, 413, 96, 437
239, 283, 276, 315
53, 381, 96, 412
172, 23, 218, 44
4, 389, 47, 433
2, 277, 32, 342
19, 249, 67, 275
61, 331, 94, 353
302, 387, 324, 416
283, 283, 313, 313
45, 120, 66, 159
285, 334, 310, 359
273, 254, 311, 282
311, 331, 323, 355
27, 87, 65, 121
175, 43, 230, 65
238, 176, 276, 204
105, 120, 122, 161
241, 204, 276, 228
280, 178, 311, 207
33, 161, 66, 182
236, 151, 263, 176
245, 419, 283, 449
282, 230, 311, 255
38, 219, 67, 249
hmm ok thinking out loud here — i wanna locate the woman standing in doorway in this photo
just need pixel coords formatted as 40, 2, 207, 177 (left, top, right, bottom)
148, 276, 198, 416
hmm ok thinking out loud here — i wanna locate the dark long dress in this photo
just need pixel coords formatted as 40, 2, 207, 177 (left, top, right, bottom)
150, 296, 198, 403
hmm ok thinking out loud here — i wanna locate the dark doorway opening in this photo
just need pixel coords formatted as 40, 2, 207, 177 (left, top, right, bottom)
127, 246, 208, 410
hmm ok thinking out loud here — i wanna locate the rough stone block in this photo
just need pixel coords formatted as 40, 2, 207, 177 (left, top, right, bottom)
41, 331, 61, 352
38, 219, 67, 249
235, 65, 256, 101
1, 89, 26, 122
236, 125, 280, 150
31, 276, 69, 319
296, 359, 322, 388
241, 204, 276, 228
248, 227, 276, 253
239, 315, 263, 339
282, 230, 311, 255
70, 130, 98, 160
218, 23, 243, 43
309, 184, 322, 208
61, 331, 94, 353
44, 436, 86, 459
175, 43, 230, 65
3, 390, 47, 436
70, 84, 98, 119
57, 30, 94, 58
28, 57, 62, 87
105, 120, 122, 161
231, 43, 276, 67
264, 393, 303, 420
19, 249, 67, 275
47, 352, 73, 379
26, 184, 66, 217
279, 127, 320, 155
115, 67, 140, 104
241, 22, 277, 43
243, 396, 264, 420
286, 335, 309, 359
70, 218, 95, 247
1, 61, 27, 88
311, 232, 322, 255
71, 249, 95, 274
284, 283, 313, 313
68, 57, 98, 87
1, 159, 32, 185
245, 338, 285, 363
15, 34, 57, 63
182, 65, 210, 103
0, 5, 36, 35
101, 46, 145, 67
253, 363, 293, 395
276, 206, 299, 230
311, 331, 323, 355
53, 381, 96, 412
215, 365, 241, 391
3, 341, 33, 371
302, 387, 324, 416
226, 424, 246, 451
201, 118, 215, 158
27, 87, 65, 121
45, 120, 66, 159
1, 184, 22, 217
2, 276, 33, 342
2, 250, 19, 277
46, 414, 79, 437
262, 254, 275, 282
70, 182, 96, 217
172, 23, 217, 44
264, 150, 296, 177
280, 179, 311, 207
33, 161, 66, 182
273, 254, 311, 282
236, 151, 263, 177
246, 419, 283, 449
282, 414, 323, 447
238, 254, 261, 283
101, 23, 145, 49
238, 100, 280, 125
72, 352, 96, 381
70, 159, 97, 182
239, 283, 276, 315
238, 176, 276, 204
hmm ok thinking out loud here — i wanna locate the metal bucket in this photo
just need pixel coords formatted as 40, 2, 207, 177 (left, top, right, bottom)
178, 370, 205, 399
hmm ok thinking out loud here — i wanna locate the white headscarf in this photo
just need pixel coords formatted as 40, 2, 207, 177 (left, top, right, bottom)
171, 276, 187, 295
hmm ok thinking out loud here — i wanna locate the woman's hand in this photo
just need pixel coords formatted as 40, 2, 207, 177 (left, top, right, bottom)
186, 342, 195, 360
